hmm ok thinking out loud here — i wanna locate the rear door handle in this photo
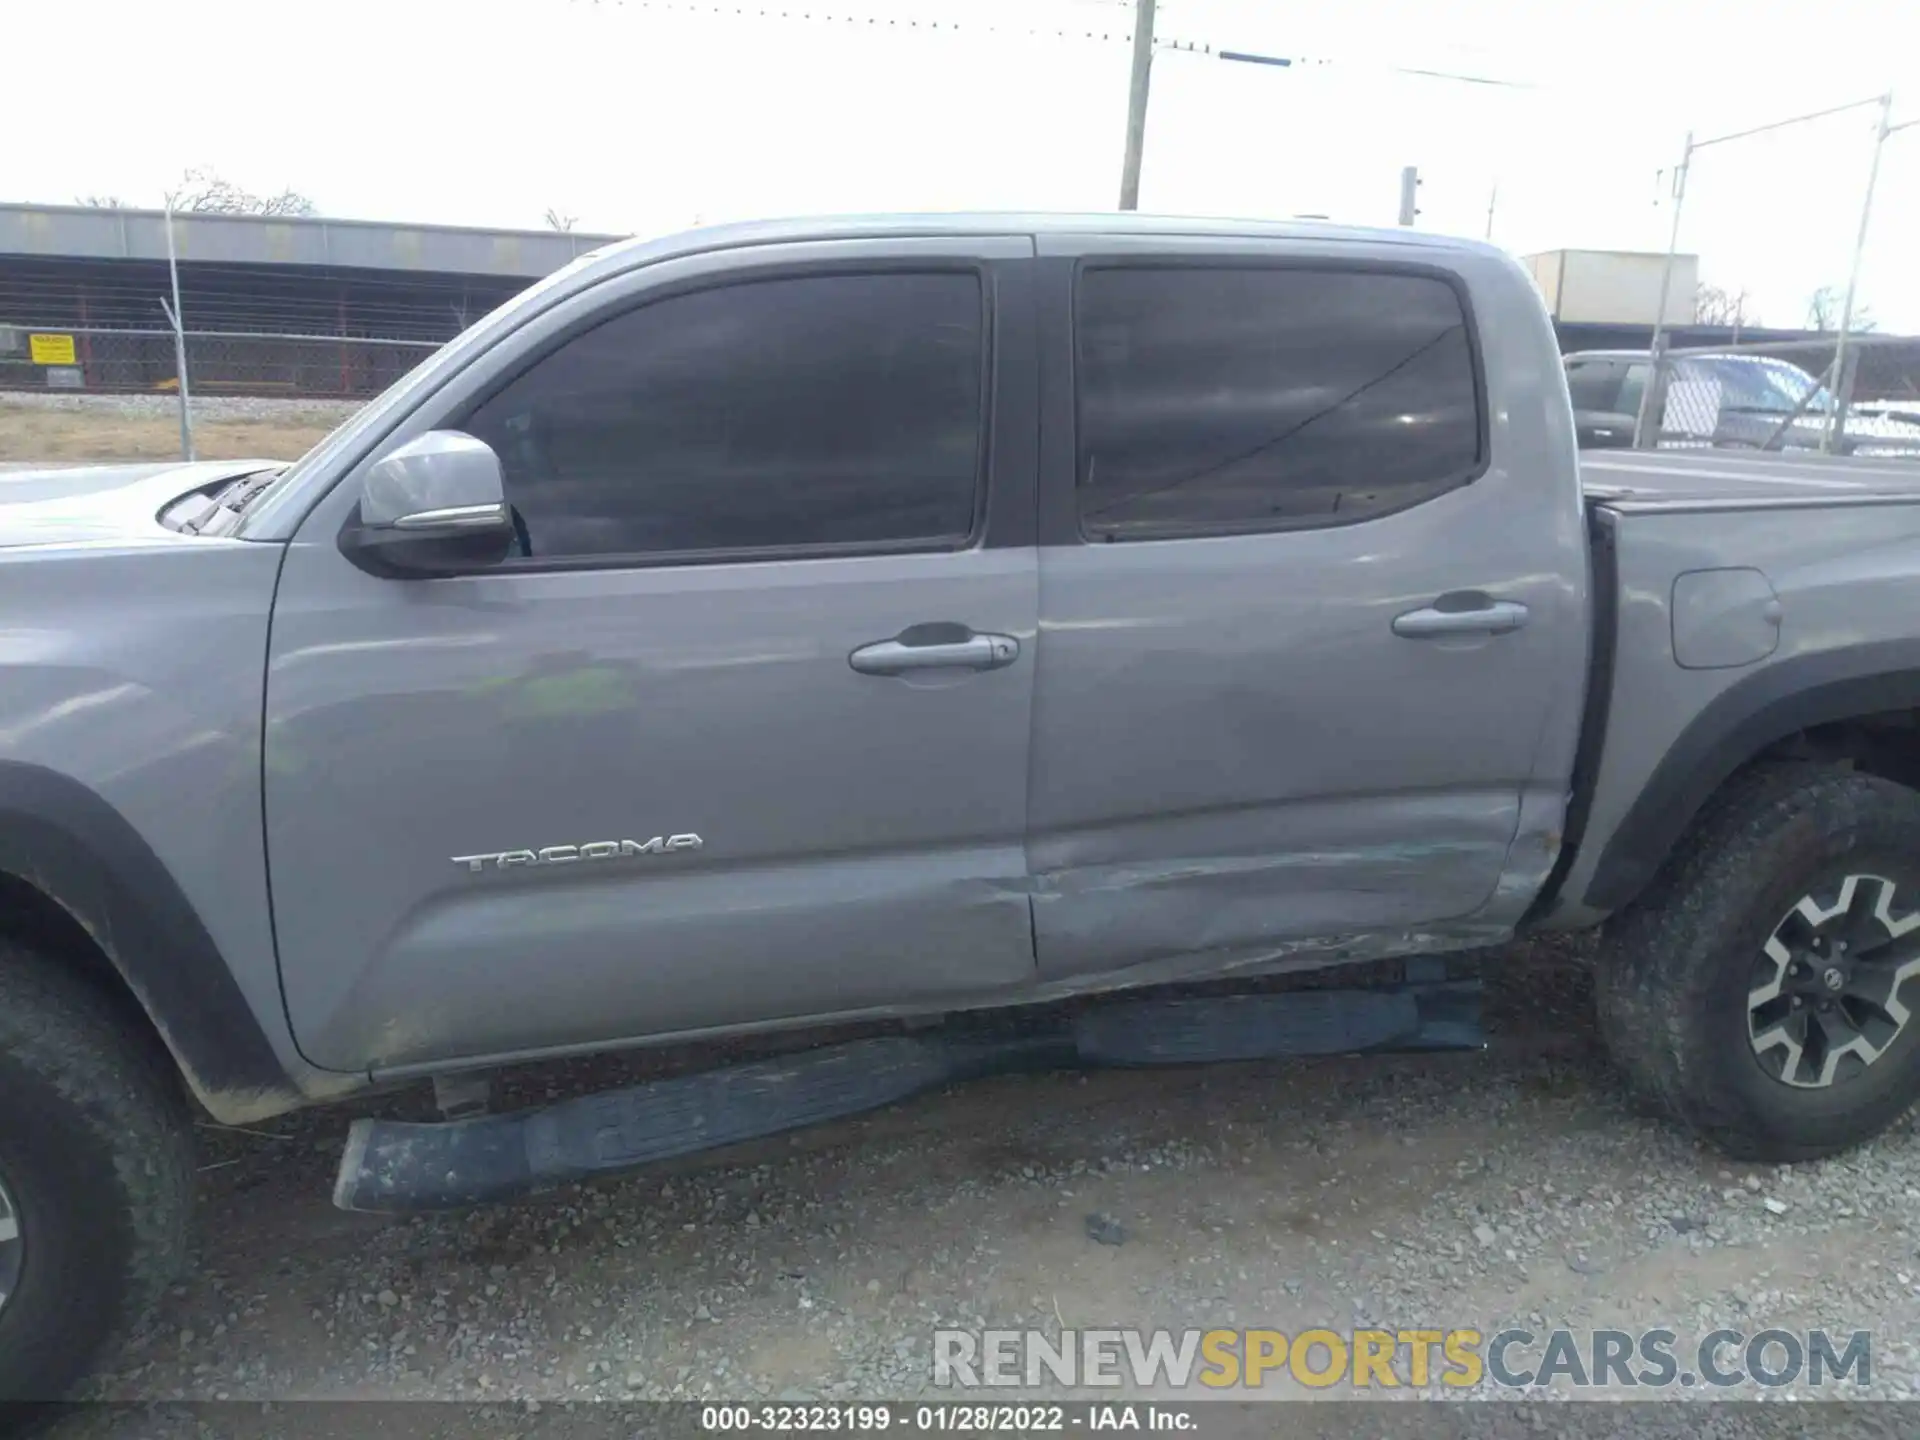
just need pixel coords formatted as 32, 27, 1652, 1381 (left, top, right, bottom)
849, 631, 1020, 676
1392, 596, 1530, 639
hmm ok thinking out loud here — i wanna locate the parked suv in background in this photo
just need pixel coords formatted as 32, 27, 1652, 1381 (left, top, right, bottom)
1565, 349, 1920, 456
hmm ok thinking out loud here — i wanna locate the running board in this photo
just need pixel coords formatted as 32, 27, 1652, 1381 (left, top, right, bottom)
333, 977, 1479, 1213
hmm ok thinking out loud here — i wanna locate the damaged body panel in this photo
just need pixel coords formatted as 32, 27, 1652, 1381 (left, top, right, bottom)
10, 215, 1920, 1165
34, 215, 1920, 1405
1023, 229, 1589, 979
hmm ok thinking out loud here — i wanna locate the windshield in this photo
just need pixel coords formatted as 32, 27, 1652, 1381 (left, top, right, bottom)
1684, 356, 1833, 415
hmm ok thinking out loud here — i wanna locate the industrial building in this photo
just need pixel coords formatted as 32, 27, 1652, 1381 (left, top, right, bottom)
1, 204, 1914, 402
0, 202, 621, 398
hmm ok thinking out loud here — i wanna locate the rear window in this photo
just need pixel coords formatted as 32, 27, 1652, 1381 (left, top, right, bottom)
1566, 361, 1624, 412
1075, 266, 1484, 540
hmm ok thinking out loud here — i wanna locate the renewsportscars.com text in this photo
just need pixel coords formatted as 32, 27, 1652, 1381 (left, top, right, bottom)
932, 1326, 1872, 1391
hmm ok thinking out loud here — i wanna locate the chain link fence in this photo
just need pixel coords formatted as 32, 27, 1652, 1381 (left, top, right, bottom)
1656, 339, 1910, 457
1570, 337, 1920, 459
1594, 87, 1920, 460
0, 323, 439, 400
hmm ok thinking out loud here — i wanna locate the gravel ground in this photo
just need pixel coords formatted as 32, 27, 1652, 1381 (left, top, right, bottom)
0, 392, 357, 466
0, 391, 365, 423
35, 935, 1920, 1437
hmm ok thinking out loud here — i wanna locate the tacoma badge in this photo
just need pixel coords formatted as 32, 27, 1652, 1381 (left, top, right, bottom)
451, 835, 703, 873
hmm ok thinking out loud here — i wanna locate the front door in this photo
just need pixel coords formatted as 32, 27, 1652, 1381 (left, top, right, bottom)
266, 241, 1040, 1072
1027, 239, 1589, 977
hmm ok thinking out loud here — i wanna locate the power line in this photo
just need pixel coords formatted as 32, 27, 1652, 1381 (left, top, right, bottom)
587, 0, 1326, 63
585, 0, 1533, 87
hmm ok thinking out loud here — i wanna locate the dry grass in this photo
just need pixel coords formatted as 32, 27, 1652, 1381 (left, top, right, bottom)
0, 402, 344, 465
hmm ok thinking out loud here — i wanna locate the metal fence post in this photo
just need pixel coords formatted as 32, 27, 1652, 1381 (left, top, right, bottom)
1117, 0, 1156, 210
1830, 345, 1863, 448
162, 203, 195, 462
1636, 335, 1671, 450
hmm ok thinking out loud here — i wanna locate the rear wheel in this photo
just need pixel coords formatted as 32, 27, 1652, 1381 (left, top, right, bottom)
1595, 764, 1920, 1160
0, 947, 195, 1401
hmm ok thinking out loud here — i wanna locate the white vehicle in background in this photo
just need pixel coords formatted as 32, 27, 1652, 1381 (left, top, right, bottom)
1853, 398, 1920, 432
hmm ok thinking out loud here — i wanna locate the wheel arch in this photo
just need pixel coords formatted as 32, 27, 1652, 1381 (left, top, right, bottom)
1583, 642, 1920, 917
0, 761, 307, 1123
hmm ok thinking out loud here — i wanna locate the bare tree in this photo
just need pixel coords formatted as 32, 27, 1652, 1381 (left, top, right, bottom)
1694, 283, 1755, 330
1806, 286, 1877, 334
165, 167, 316, 218
544, 208, 578, 232
74, 194, 126, 209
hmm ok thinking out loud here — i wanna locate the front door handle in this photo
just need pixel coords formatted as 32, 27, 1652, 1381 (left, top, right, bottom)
849, 629, 1020, 676
1392, 596, 1530, 639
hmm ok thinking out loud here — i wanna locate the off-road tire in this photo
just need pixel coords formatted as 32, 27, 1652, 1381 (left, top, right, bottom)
0, 945, 195, 1402
1595, 763, 1920, 1161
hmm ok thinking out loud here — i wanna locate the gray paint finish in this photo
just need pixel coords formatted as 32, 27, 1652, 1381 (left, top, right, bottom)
266, 546, 1039, 1069
1026, 233, 1591, 977
1671, 568, 1780, 670
264, 233, 1040, 1072
1547, 489, 1920, 925
9, 212, 1920, 1104
0, 519, 339, 1100
1581, 448, 1920, 506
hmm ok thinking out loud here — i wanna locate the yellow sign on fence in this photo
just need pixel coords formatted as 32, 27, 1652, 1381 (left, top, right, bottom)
29, 333, 76, 366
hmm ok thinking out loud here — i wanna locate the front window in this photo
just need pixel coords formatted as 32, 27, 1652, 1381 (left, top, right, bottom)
462, 270, 986, 564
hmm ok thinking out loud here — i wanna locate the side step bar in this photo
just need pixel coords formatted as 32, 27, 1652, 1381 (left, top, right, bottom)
334, 976, 1479, 1213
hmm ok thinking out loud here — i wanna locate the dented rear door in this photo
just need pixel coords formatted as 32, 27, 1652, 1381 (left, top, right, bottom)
1026, 234, 1589, 977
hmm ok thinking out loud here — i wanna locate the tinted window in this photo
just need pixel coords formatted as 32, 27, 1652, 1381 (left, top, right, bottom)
1075, 267, 1482, 540
1566, 361, 1624, 412
464, 272, 984, 562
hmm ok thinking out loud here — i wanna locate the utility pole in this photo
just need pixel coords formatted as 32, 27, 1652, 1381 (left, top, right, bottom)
1633, 131, 1691, 449
1636, 95, 1890, 448
1397, 166, 1421, 226
1824, 92, 1894, 453
1484, 180, 1498, 240
1117, 0, 1156, 210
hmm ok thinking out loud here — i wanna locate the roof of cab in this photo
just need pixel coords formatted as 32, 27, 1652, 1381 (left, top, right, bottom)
567, 211, 1507, 275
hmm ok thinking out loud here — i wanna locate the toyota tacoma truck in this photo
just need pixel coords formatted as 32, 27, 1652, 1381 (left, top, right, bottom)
9, 214, 1920, 1398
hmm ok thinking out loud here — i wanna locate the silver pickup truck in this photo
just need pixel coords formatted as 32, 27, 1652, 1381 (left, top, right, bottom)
8, 214, 1920, 1399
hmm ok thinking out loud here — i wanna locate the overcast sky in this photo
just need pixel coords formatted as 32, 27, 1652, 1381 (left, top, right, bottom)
11, 0, 1920, 328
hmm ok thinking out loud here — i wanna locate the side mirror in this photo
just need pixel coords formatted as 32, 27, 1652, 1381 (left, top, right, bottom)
338, 431, 515, 577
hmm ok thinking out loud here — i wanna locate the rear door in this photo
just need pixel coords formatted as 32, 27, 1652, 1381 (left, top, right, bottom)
265, 238, 1042, 1072
1027, 237, 1588, 978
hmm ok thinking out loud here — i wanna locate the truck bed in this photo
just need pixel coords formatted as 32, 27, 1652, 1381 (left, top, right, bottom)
1548, 448, 1920, 927
1582, 448, 1920, 509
